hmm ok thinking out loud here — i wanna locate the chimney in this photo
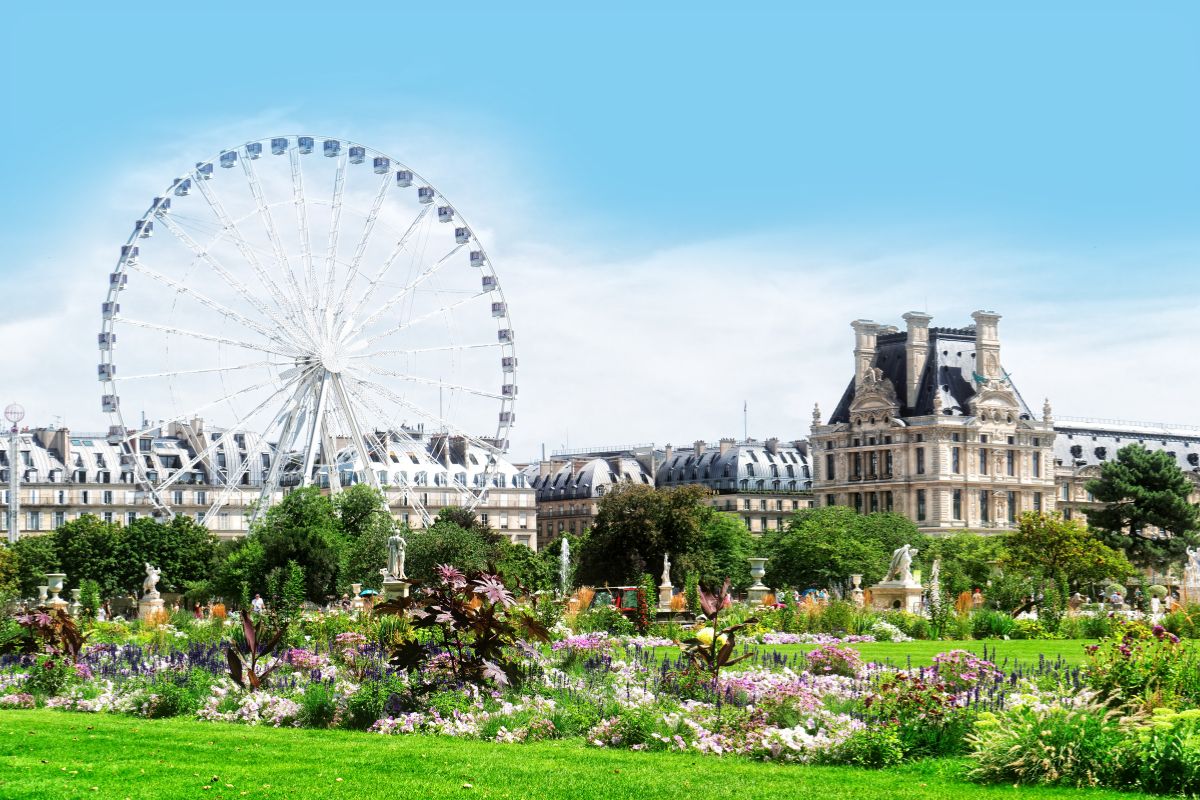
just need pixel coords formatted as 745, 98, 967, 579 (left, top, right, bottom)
851, 319, 881, 385
971, 310, 1002, 381
693, 440, 706, 456
765, 437, 779, 455
538, 459, 553, 478
719, 437, 735, 456
902, 311, 932, 409
664, 443, 674, 464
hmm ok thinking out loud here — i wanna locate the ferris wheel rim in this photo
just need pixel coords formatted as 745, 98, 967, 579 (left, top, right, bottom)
98, 134, 518, 526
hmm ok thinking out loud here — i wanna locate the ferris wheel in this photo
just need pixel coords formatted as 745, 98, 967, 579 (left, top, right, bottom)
98, 135, 517, 526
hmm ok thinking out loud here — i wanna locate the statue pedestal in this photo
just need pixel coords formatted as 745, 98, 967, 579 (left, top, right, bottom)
138, 595, 165, 620
869, 581, 923, 614
658, 584, 673, 611
382, 578, 410, 601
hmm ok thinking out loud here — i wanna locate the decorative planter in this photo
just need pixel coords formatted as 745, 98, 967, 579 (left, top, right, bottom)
747, 557, 769, 605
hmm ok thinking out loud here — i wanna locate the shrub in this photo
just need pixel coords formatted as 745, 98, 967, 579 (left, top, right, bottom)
967, 697, 1128, 788
297, 682, 339, 729
1086, 622, 1200, 709
865, 671, 976, 757
24, 655, 75, 697
805, 644, 862, 678
820, 725, 904, 768
970, 609, 1015, 639
575, 606, 634, 636
821, 600, 855, 634
1128, 708, 1200, 794
140, 669, 212, 718
1081, 613, 1115, 640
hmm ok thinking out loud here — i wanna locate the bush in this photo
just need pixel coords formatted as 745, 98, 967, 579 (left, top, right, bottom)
1129, 708, 1200, 794
1081, 613, 1115, 640
820, 600, 855, 634
970, 609, 1015, 639
139, 668, 214, 718
865, 671, 976, 757
967, 698, 1127, 788
1086, 623, 1200, 709
297, 682, 339, 729
575, 605, 634, 636
805, 644, 862, 678
882, 611, 930, 640
820, 725, 904, 768
344, 675, 409, 730
24, 655, 75, 697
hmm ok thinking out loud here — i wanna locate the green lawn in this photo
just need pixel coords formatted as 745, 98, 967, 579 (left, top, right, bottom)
642, 639, 1095, 668
0, 710, 1153, 800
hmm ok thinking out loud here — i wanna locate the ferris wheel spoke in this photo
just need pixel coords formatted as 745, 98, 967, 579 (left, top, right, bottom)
252, 392, 308, 522
115, 360, 286, 382
350, 243, 465, 337
114, 316, 299, 359
289, 147, 318, 309
357, 367, 504, 400
238, 153, 320, 336
348, 374, 503, 456
155, 214, 312, 345
348, 342, 501, 360
202, 379, 308, 526
319, 152, 350, 314
355, 291, 487, 349
299, 373, 332, 487
335, 204, 431, 327
152, 366, 318, 495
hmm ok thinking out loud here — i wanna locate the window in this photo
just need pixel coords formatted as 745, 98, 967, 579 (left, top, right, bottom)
915, 448, 925, 475
952, 489, 962, 519
853, 453, 862, 478
1007, 491, 1017, 523
196, 490, 207, 505
499, 512, 509, 529
56, 490, 65, 504
760, 516, 768, 531
951, 432, 961, 442
980, 434, 989, 444
979, 449, 987, 474
826, 494, 836, 507
979, 490, 989, 522
480, 513, 489, 528
759, 499, 767, 511
744, 517, 752, 529
745, 463, 755, 477
915, 433, 924, 443
102, 490, 114, 505
173, 490, 184, 505
853, 493, 863, 514
81, 490, 90, 505
126, 512, 137, 526
1006, 450, 1015, 476
53, 511, 65, 529
868, 451, 878, 477
1061, 483, 1070, 500
1032, 452, 1041, 478
825, 454, 834, 480
951, 447, 961, 474
916, 489, 926, 521
742, 498, 750, 511
1033, 492, 1043, 512
869, 492, 879, 513
27, 489, 39, 504
27, 512, 41, 531
884, 491, 893, 512
261, 454, 270, 470
518, 512, 528, 529
102, 512, 114, 524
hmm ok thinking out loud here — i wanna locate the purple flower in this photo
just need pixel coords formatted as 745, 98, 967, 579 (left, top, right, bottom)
434, 564, 467, 589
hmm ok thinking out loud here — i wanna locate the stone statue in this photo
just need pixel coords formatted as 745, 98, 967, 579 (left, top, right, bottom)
387, 533, 407, 579
660, 552, 672, 586
143, 563, 161, 598
1186, 547, 1200, 582
884, 545, 918, 584
927, 558, 942, 607
559, 537, 570, 595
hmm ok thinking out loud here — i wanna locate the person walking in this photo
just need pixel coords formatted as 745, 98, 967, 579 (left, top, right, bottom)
251, 593, 266, 614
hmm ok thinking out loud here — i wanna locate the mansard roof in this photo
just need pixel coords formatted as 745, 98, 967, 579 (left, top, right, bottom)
1054, 423, 1200, 477
829, 326, 1036, 424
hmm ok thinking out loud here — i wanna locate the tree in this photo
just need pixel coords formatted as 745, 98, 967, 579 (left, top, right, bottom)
1004, 512, 1135, 594
494, 538, 553, 592
404, 520, 491, 584
434, 506, 503, 545
925, 532, 1006, 599
681, 508, 755, 591
762, 507, 926, 591
252, 487, 343, 602
118, 516, 218, 594
335, 485, 395, 592
53, 515, 124, 596
1085, 444, 1200, 570
10, 534, 60, 598
0, 545, 18, 603
576, 483, 710, 586
210, 537, 267, 606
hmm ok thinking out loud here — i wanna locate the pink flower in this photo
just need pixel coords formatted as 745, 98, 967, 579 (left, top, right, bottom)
473, 575, 514, 608
435, 564, 467, 589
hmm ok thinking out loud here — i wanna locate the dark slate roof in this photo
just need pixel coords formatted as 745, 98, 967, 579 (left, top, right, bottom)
1053, 425, 1200, 476
528, 456, 652, 502
655, 440, 812, 493
829, 327, 1035, 424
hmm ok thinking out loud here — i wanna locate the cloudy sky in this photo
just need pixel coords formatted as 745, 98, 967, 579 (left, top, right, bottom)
2, 4, 1198, 460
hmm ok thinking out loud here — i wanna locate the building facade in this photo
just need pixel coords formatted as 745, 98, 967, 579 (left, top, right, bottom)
1, 419, 537, 547
810, 311, 1057, 534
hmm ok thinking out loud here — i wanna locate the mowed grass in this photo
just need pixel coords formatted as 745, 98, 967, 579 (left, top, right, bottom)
0, 710, 1154, 800
641, 639, 1096, 668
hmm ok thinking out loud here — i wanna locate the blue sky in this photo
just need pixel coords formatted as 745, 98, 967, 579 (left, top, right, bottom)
2, 4, 1198, 454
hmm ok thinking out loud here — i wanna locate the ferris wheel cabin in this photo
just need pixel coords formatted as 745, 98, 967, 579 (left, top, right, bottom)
245, 142, 263, 159
271, 138, 288, 155
297, 137, 314, 154
323, 139, 340, 158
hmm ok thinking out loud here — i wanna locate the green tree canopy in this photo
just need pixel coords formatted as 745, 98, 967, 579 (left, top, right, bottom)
404, 519, 491, 584
575, 483, 710, 586
334, 484, 396, 592
761, 507, 926, 591
1004, 511, 1135, 593
54, 514, 124, 596
679, 508, 755, 591
117, 515, 218, 594
1084, 444, 1200, 570
10, 533, 60, 598
252, 486, 343, 602
925, 532, 1006, 599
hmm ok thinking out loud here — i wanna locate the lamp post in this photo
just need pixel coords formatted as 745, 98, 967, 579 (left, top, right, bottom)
4, 402, 23, 545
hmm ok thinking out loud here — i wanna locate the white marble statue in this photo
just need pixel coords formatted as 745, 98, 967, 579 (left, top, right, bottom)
143, 563, 161, 598
660, 552, 672, 586
884, 544, 918, 584
1186, 547, 1200, 583
559, 538, 570, 594
387, 533, 407, 580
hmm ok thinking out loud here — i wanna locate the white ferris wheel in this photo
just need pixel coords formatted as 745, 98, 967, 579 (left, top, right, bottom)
98, 135, 517, 526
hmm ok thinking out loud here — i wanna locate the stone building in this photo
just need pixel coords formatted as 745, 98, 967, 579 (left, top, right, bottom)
809, 311, 1057, 534
1, 419, 536, 546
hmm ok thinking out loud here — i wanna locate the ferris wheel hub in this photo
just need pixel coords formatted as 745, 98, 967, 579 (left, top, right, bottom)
317, 339, 348, 374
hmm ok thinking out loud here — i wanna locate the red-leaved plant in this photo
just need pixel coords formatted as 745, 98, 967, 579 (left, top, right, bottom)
225, 612, 287, 690
680, 578, 757, 684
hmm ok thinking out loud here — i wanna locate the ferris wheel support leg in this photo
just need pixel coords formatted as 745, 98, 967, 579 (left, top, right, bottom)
251, 379, 312, 524
300, 374, 331, 487
330, 373, 382, 492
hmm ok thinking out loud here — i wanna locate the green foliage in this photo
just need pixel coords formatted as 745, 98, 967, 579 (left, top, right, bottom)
762, 507, 925, 590
684, 572, 700, 614
967, 700, 1127, 788
403, 522, 491, 584
118, 515, 219, 594
1004, 512, 1135, 595
924, 533, 1004, 599
1086, 622, 1200, 708
970, 609, 1015, 639
576, 483, 710, 586
344, 675, 409, 730
252, 487, 342, 602
335, 484, 395, 592
10, 533, 60, 598
78, 579, 101, 618
24, 654, 75, 696
1085, 444, 1200, 570
574, 605, 634, 636
297, 681, 340, 729
820, 726, 905, 769
140, 668, 214, 718
681, 508, 754, 591
1129, 708, 1200, 794
0, 544, 18, 603
210, 538, 267, 606
494, 538, 552, 592
53, 514, 124, 596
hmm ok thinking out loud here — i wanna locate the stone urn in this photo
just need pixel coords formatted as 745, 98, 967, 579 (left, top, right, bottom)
850, 574, 865, 607
350, 583, 364, 611
37, 585, 49, 603
747, 557, 769, 605
45, 573, 68, 610
70, 588, 83, 617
